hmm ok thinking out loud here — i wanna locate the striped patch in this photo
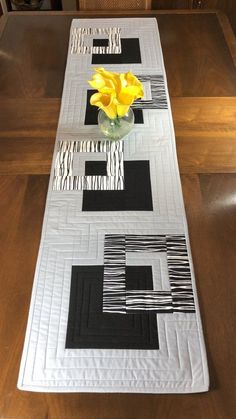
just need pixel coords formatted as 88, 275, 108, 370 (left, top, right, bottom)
126, 291, 173, 313
71, 27, 121, 54
53, 140, 124, 191
132, 75, 168, 110
166, 235, 195, 313
126, 235, 166, 252
103, 234, 195, 314
103, 234, 126, 314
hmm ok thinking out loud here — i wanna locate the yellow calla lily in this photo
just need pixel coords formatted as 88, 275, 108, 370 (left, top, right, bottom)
88, 68, 144, 119
125, 71, 142, 87
95, 67, 120, 82
90, 91, 117, 119
116, 104, 130, 118
88, 67, 119, 91
88, 73, 116, 91
117, 86, 142, 105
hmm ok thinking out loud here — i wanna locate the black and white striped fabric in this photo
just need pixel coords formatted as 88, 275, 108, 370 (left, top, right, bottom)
103, 234, 126, 313
71, 27, 121, 54
126, 291, 173, 312
132, 75, 168, 109
53, 139, 124, 190
103, 234, 195, 314
18, 18, 209, 394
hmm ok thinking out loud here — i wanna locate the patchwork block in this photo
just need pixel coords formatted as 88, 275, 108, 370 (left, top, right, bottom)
103, 234, 195, 314
66, 266, 159, 350
132, 75, 168, 110
82, 161, 153, 211
92, 38, 142, 64
53, 140, 124, 191
70, 27, 121, 54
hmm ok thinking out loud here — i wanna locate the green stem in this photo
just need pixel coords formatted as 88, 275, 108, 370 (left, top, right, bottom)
113, 117, 122, 127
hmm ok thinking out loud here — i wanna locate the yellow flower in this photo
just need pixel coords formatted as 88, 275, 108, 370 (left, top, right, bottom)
90, 91, 117, 119
88, 68, 144, 119
116, 72, 144, 117
88, 67, 119, 94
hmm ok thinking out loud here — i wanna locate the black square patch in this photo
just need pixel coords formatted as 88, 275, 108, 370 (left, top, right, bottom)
92, 38, 141, 64
82, 160, 153, 211
66, 265, 158, 349
84, 161, 107, 176
93, 39, 109, 47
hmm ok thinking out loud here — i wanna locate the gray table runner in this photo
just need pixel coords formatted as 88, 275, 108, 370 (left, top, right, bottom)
18, 18, 209, 393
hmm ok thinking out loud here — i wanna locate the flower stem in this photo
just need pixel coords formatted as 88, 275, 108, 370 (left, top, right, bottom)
112, 117, 121, 127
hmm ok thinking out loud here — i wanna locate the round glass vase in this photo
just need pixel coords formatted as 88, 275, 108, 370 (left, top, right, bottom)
98, 107, 134, 141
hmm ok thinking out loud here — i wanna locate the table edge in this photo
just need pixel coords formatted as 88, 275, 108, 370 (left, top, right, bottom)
0, 9, 235, 67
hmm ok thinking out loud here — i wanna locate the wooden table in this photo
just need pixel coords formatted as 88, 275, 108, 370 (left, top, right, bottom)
0, 10, 236, 419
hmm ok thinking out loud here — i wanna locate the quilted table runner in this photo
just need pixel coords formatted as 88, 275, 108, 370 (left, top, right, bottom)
18, 18, 209, 393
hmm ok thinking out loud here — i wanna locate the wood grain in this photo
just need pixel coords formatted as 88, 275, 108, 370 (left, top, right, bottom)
202, 0, 236, 36
0, 99, 59, 174
172, 97, 236, 173
0, 10, 236, 419
0, 175, 49, 419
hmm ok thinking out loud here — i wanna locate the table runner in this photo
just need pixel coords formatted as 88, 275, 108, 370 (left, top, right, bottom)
18, 18, 209, 393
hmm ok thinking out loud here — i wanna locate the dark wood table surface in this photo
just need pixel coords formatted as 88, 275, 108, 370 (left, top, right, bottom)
0, 10, 236, 419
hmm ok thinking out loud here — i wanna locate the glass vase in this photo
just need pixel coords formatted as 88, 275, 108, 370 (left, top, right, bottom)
98, 108, 134, 141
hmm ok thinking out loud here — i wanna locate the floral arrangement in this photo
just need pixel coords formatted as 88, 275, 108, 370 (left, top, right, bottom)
88, 68, 144, 120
